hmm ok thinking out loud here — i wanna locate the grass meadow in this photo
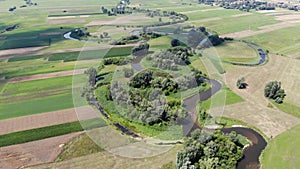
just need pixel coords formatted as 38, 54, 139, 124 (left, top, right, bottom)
0, 75, 88, 120
245, 24, 300, 55
261, 124, 300, 169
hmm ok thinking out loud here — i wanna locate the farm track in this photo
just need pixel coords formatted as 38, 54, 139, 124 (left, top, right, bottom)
0, 106, 99, 135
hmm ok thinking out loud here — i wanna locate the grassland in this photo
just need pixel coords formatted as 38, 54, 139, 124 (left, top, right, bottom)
187, 9, 243, 21
271, 101, 300, 118
0, 118, 107, 147
200, 86, 244, 110
196, 12, 279, 34
56, 133, 104, 162
201, 40, 261, 66
245, 24, 300, 55
0, 75, 88, 120
0, 46, 132, 79
261, 124, 300, 169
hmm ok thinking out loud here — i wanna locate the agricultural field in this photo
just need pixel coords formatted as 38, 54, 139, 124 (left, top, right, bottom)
1, 0, 300, 168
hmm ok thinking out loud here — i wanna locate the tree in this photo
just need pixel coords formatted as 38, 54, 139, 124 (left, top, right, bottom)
264, 81, 286, 103
84, 67, 97, 86
236, 77, 247, 89
132, 42, 150, 56
103, 32, 109, 38
171, 39, 180, 47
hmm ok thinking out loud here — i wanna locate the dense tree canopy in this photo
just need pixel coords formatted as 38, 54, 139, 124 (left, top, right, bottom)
264, 81, 286, 103
176, 129, 243, 169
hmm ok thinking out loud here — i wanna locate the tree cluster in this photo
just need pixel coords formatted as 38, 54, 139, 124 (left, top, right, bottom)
70, 28, 90, 40
81, 67, 97, 100
106, 69, 188, 125
176, 129, 243, 169
264, 81, 286, 104
132, 42, 150, 56
147, 47, 191, 71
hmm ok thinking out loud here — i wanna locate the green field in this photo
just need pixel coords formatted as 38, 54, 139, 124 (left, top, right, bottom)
0, 118, 107, 147
186, 9, 243, 21
205, 41, 260, 64
197, 12, 278, 34
246, 24, 300, 55
271, 101, 300, 118
56, 133, 104, 162
200, 86, 244, 110
0, 46, 132, 79
261, 124, 300, 169
0, 75, 88, 120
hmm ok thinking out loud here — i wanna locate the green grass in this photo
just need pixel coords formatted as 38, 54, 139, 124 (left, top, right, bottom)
148, 36, 172, 50
197, 12, 278, 34
0, 93, 83, 120
261, 124, 300, 169
0, 118, 107, 147
187, 9, 243, 21
271, 101, 300, 118
56, 133, 104, 162
8, 46, 133, 62
245, 24, 300, 55
154, 125, 184, 141
201, 86, 244, 110
210, 41, 260, 64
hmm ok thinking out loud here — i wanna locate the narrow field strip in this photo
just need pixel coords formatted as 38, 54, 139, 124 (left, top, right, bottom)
9, 69, 86, 83
0, 106, 99, 135
0, 117, 107, 148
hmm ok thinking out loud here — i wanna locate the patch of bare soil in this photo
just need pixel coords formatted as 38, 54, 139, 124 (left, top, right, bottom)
0, 106, 99, 135
26, 140, 180, 169
45, 19, 85, 25
0, 132, 83, 169
47, 16, 76, 19
39, 32, 62, 36
9, 69, 86, 83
